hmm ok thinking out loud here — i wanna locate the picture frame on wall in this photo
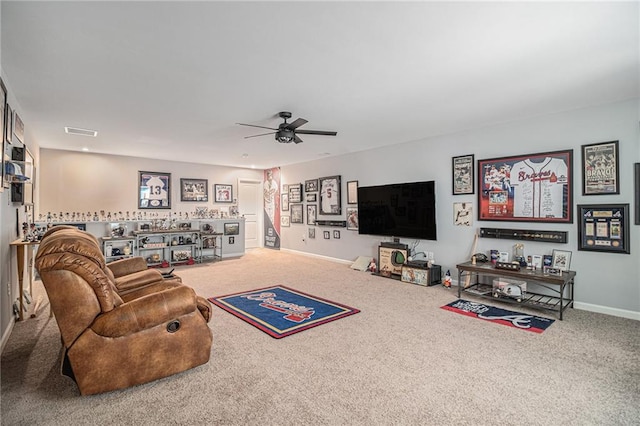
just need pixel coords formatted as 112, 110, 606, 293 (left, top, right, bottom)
308, 228, 316, 239
281, 216, 290, 227
582, 140, 619, 195
5, 104, 12, 145
180, 178, 208, 202
635, 163, 640, 225
452, 154, 474, 195
346, 206, 358, 231
12, 111, 24, 144
477, 149, 573, 223
281, 193, 289, 211
347, 180, 358, 204
214, 184, 233, 203
290, 203, 303, 224
0, 78, 6, 192
319, 175, 341, 215
305, 193, 317, 202
138, 171, 171, 209
577, 203, 630, 254
289, 183, 303, 203
305, 179, 318, 192
307, 204, 317, 225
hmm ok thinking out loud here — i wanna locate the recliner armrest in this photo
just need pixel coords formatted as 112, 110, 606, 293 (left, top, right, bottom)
107, 257, 149, 277
91, 286, 199, 337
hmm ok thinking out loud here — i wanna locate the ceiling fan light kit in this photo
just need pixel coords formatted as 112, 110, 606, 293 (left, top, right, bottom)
238, 111, 337, 144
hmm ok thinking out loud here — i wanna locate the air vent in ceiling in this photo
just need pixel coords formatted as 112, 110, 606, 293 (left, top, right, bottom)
65, 127, 98, 137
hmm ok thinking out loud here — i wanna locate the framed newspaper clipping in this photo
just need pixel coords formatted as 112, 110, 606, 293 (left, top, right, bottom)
581, 140, 619, 195
452, 154, 474, 195
478, 149, 573, 223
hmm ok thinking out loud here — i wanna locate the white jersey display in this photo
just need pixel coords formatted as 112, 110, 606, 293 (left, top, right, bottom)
510, 157, 567, 218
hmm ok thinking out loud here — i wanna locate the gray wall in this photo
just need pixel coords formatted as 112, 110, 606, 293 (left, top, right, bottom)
281, 99, 639, 318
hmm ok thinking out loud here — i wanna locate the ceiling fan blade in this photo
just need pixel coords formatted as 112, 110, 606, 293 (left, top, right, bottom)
295, 129, 337, 136
244, 131, 277, 139
286, 118, 308, 130
236, 123, 278, 131
294, 135, 304, 144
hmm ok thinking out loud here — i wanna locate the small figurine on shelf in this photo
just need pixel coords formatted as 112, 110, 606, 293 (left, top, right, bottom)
443, 270, 452, 288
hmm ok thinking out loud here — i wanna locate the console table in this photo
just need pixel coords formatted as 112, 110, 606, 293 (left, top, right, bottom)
456, 261, 576, 320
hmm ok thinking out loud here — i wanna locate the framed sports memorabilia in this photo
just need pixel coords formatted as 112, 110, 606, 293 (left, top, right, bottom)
305, 179, 318, 192
577, 204, 630, 254
289, 183, 302, 203
0, 78, 6, 192
214, 184, 233, 203
635, 163, 640, 225
551, 249, 572, 271
281, 193, 289, 211
319, 175, 341, 215
346, 206, 359, 231
138, 171, 171, 209
290, 203, 303, 224
478, 149, 573, 223
582, 140, 619, 195
452, 154, 474, 195
180, 178, 208, 202
307, 204, 317, 225
347, 180, 358, 204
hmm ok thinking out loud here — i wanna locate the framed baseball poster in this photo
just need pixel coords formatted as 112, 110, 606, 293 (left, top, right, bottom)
452, 154, 474, 195
478, 149, 573, 223
581, 140, 619, 195
138, 171, 171, 209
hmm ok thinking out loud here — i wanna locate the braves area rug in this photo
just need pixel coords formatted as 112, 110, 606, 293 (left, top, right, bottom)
441, 299, 555, 333
209, 286, 360, 339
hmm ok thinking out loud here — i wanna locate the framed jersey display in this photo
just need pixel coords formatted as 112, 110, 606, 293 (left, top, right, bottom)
138, 171, 171, 209
477, 149, 573, 223
319, 175, 341, 215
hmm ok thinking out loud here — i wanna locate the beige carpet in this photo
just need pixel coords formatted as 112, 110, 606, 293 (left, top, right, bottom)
2, 248, 639, 425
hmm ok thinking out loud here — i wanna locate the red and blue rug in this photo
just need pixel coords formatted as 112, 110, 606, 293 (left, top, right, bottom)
441, 299, 555, 333
209, 285, 360, 339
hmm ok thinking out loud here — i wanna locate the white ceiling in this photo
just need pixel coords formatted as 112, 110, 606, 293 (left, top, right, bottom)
2, 1, 638, 170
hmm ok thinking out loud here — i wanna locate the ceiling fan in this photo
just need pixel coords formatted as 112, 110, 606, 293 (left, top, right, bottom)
237, 111, 337, 144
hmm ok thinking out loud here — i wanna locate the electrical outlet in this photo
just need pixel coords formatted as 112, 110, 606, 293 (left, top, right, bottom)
426, 252, 434, 260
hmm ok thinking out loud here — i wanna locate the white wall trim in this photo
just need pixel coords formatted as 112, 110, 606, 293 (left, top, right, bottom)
573, 302, 640, 321
1, 318, 16, 355
281, 248, 353, 265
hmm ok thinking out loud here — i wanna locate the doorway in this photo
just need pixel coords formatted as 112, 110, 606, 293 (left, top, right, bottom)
238, 179, 262, 249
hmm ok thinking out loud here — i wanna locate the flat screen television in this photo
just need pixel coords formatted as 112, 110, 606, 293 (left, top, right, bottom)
357, 180, 437, 240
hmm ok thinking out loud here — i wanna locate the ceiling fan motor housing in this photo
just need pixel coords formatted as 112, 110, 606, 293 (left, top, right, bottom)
276, 128, 294, 143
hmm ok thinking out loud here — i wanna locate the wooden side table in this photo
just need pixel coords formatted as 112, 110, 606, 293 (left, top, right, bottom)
9, 239, 40, 321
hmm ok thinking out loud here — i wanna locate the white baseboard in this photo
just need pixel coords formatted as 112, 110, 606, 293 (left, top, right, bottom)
573, 302, 640, 321
281, 248, 352, 266
0, 318, 16, 355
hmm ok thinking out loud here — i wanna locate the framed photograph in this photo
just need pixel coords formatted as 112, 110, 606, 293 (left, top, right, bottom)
452, 154, 474, 195
282, 184, 289, 193
305, 193, 317, 202
319, 175, 341, 215
551, 249, 572, 271
347, 180, 358, 204
289, 183, 302, 203
0, 79, 6, 192
346, 206, 359, 231
633, 163, 640, 225
281, 193, 289, 211
290, 203, 304, 224
577, 203, 630, 254
305, 179, 318, 192
308, 228, 316, 239
138, 171, 171, 209
13, 111, 24, 144
333, 230, 341, 239
582, 140, 619, 195
5, 104, 12, 145
180, 178, 208, 202
223, 222, 240, 235
214, 184, 233, 203
281, 216, 290, 227
453, 202, 472, 226
323, 230, 330, 239
307, 204, 317, 225
478, 149, 573, 223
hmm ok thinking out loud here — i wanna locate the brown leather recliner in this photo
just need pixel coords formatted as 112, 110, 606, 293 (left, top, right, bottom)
35, 226, 213, 395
